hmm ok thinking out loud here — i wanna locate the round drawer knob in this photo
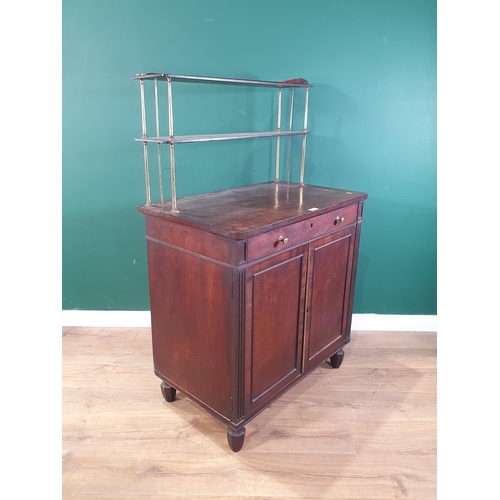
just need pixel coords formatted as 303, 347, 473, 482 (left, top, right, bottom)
277, 235, 289, 245
334, 216, 345, 225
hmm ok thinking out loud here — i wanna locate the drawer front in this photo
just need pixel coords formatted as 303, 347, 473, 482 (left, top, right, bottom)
246, 203, 358, 262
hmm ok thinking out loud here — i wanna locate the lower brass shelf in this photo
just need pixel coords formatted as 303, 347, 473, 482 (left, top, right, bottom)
135, 130, 308, 145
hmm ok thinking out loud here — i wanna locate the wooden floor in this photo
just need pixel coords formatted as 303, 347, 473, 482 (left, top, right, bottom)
62, 327, 436, 499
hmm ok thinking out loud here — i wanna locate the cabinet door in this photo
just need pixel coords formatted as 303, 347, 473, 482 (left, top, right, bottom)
243, 245, 308, 417
303, 225, 356, 373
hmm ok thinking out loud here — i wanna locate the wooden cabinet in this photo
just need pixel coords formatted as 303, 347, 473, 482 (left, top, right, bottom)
138, 182, 367, 452
132, 72, 367, 451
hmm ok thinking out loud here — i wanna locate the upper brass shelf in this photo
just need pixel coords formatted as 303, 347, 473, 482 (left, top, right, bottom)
131, 73, 311, 88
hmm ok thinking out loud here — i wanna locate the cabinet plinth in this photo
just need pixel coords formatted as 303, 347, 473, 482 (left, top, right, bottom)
139, 182, 367, 452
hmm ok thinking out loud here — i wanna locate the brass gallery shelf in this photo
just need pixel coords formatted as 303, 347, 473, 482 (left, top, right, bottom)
133, 72, 311, 212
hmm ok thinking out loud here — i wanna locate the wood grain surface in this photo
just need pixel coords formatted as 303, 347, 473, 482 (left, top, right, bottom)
138, 182, 367, 239
62, 327, 436, 499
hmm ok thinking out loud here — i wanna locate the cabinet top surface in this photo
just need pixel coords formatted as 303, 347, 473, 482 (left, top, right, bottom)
138, 182, 367, 239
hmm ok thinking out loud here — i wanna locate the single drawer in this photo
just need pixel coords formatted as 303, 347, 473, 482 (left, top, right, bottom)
246, 203, 358, 262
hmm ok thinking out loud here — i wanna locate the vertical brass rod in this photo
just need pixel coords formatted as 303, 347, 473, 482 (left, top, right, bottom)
140, 79, 151, 205
154, 79, 164, 204
274, 86, 282, 182
167, 77, 174, 137
299, 87, 309, 186
167, 77, 178, 213
286, 88, 294, 184
169, 144, 177, 212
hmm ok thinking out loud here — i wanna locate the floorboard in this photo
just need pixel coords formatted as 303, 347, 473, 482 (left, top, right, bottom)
63, 328, 436, 499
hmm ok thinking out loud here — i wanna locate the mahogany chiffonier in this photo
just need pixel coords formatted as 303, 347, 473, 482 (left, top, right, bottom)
132, 73, 367, 452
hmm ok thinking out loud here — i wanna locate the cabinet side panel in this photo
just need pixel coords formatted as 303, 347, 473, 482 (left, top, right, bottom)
147, 239, 233, 420
145, 215, 242, 266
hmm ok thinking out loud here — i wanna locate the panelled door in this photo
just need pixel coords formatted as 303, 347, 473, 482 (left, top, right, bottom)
302, 225, 356, 374
243, 244, 308, 417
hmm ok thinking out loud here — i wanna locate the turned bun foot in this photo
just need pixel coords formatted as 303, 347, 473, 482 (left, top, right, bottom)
227, 426, 245, 452
330, 348, 344, 369
160, 382, 177, 402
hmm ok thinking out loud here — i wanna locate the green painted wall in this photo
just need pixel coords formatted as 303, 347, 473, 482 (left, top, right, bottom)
62, 0, 436, 314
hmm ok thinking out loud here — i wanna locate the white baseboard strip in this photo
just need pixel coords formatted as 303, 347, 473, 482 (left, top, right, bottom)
62, 310, 151, 328
351, 313, 436, 332
61, 311, 436, 332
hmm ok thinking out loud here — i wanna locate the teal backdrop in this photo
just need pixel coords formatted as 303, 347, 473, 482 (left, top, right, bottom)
62, 0, 437, 314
